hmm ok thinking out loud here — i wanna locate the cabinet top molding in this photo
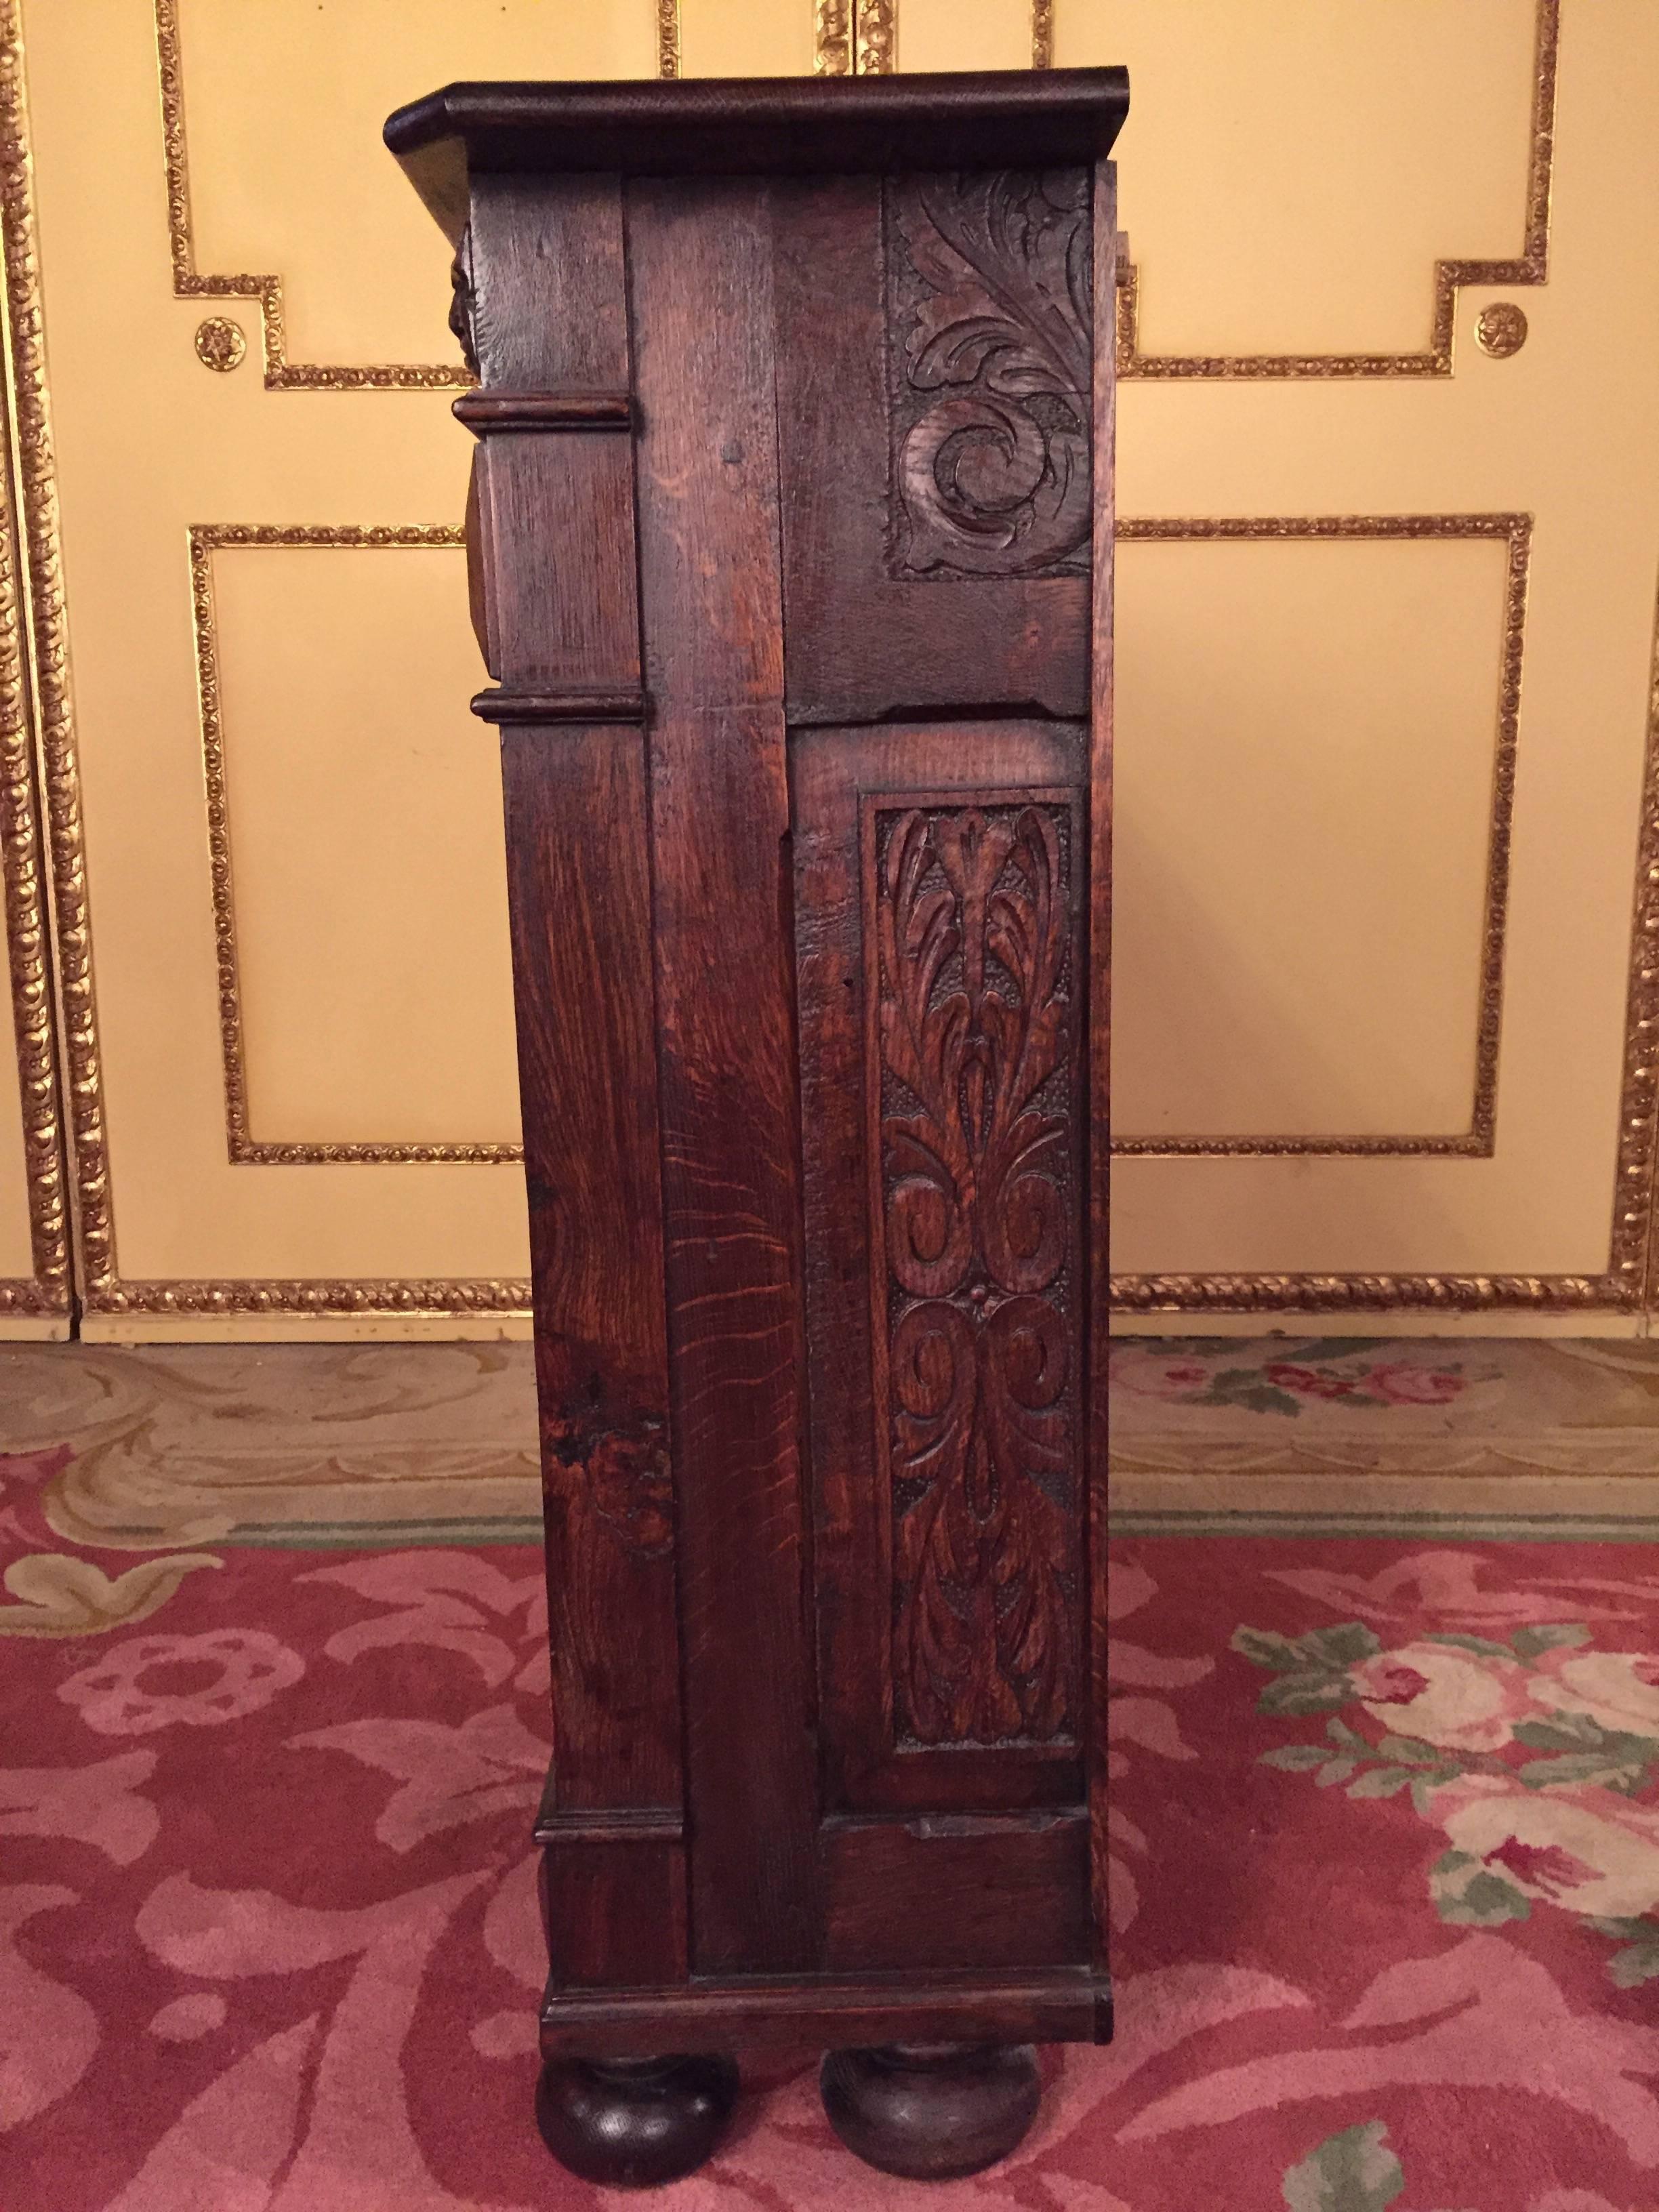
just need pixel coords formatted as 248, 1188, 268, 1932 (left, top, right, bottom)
385, 68, 1130, 243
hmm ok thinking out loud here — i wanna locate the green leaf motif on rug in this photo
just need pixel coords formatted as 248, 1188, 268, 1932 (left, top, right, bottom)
1282, 2121, 1405, 2212
1232, 1621, 1382, 1720
1429, 1848, 1532, 1927
1510, 1622, 1592, 1660
1610, 1940, 1659, 1988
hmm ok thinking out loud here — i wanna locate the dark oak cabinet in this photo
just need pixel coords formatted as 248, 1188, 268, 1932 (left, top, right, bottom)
387, 66, 1127, 2186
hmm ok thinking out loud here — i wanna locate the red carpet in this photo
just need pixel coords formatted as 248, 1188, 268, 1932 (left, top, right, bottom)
5, 1532, 1659, 2209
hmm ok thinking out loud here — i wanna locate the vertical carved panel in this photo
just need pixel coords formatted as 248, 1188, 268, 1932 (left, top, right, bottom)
867, 794, 1083, 1747
885, 171, 1092, 580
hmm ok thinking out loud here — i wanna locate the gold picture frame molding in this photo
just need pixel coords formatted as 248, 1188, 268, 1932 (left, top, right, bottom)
0, 0, 80, 1317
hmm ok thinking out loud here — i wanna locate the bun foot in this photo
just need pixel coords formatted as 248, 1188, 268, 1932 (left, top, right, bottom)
535, 2053, 740, 2188
820, 2040, 1042, 2180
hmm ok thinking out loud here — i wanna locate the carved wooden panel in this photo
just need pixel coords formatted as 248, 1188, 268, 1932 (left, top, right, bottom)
886, 173, 1092, 581
792, 720, 1088, 1816
867, 796, 1082, 1748
773, 175, 1095, 726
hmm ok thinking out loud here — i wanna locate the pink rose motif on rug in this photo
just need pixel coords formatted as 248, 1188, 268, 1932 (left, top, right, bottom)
1109, 1337, 1482, 1418
1240, 1608, 1659, 1990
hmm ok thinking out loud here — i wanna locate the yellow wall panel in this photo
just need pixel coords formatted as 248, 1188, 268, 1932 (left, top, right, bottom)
1059, 0, 1538, 356
1107, 1, 1659, 1305
682, 0, 813, 76
175, 0, 659, 368
900, 0, 1030, 74
209, 541, 519, 1151
1113, 533, 1505, 1143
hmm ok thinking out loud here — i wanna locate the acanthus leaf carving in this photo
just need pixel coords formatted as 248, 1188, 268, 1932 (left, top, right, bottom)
887, 171, 1092, 579
871, 800, 1082, 1747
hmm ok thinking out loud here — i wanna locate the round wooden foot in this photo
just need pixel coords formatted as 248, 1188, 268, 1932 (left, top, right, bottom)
820, 2040, 1042, 2180
535, 2053, 740, 2189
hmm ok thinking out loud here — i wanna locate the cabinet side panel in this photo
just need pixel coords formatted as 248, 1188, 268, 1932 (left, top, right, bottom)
819, 1816, 1089, 1973
472, 173, 684, 1990
629, 176, 819, 1976
469, 171, 630, 390
1087, 166, 1118, 2015
502, 732, 678, 1814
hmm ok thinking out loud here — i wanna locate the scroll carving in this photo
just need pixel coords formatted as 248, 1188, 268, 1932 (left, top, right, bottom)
886, 171, 1092, 579
870, 800, 1082, 1746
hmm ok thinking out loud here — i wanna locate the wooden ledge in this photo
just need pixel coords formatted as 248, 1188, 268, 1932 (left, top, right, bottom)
453, 391, 633, 434
387, 68, 1130, 243
535, 1784, 684, 1847
471, 687, 647, 725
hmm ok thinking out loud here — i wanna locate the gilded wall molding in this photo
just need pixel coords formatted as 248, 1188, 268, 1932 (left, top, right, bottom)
813, 2, 852, 76
154, 0, 682, 393
0, 384, 66, 1313
657, 1, 681, 80
1625, 570, 1659, 1307
857, 0, 896, 76
89, 1274, 531, 1318
815, 0, 894, 75
0, 0, 95, 1315
189, 524, 524, 1168
1108, 1273, 1625, 1315
1111, 514, 1528, 1160
1033, 0, 1559, 382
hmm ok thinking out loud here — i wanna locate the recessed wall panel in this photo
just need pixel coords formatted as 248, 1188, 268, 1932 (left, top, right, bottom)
212, 543, 520, 1150
1113, 533, 1509, 1146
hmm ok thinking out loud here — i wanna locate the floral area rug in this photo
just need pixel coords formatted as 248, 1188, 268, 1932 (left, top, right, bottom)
3, 1336, 1659, 1590
6, 1520, 1659, 2211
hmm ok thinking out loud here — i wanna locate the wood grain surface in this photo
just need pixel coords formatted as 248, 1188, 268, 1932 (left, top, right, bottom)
629, 175, 820, 1979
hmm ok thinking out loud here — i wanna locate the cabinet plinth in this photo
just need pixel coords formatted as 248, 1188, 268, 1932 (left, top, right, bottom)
387, 65, 1127, 2185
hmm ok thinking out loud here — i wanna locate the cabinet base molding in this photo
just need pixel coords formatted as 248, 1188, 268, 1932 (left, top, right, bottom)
540, 1969, 1113, 2061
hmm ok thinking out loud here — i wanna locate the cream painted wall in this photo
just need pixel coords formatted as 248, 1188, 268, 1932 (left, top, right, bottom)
3, 0, 1656, 1336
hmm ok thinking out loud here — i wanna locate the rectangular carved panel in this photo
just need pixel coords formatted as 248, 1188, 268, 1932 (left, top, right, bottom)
867, 795, 1084, 1748
886, 172, 1093, 581
773, 178, 1090, 725
793, 723, 1088, 1816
